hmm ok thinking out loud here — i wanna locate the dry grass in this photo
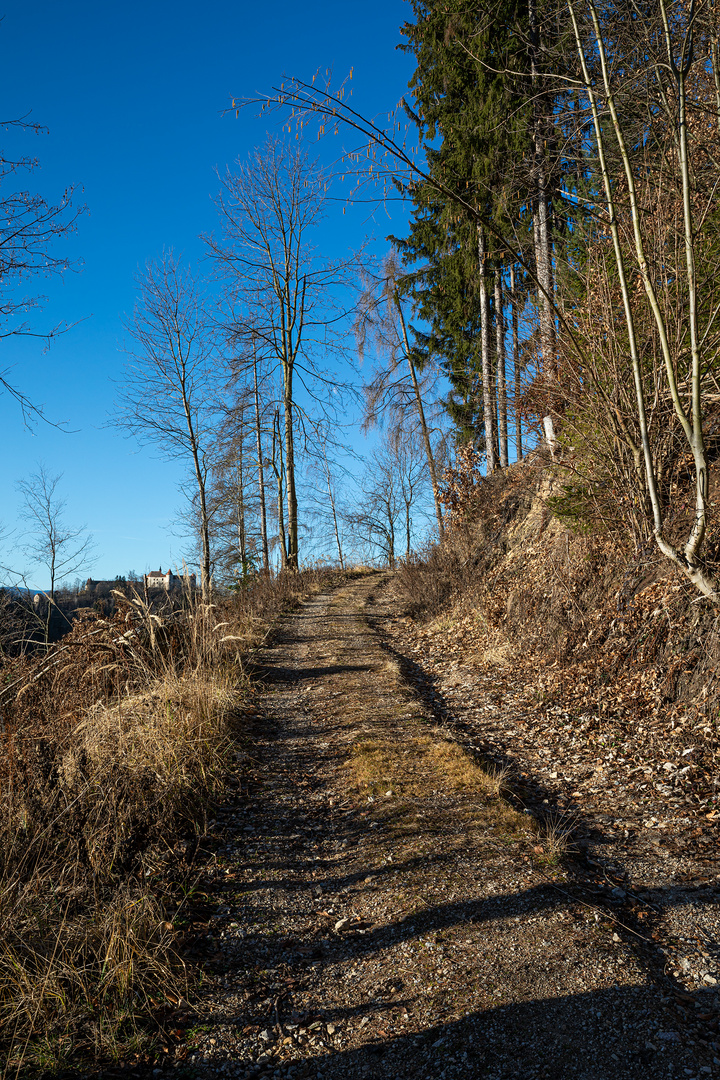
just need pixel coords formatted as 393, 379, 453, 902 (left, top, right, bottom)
0, 566, 343, 1075
531, 810, 580, 866
348, 728, 524, 837
0, 883, 185, 1075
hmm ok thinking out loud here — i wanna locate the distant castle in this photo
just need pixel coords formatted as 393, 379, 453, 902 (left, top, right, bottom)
143, 567, 197, 591
82, 567, 197, 595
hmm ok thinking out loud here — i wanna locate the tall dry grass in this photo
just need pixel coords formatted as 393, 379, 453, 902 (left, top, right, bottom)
0, 565, 340, 1075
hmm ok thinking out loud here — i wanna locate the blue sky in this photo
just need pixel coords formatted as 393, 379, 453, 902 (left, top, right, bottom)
0, 0, 417, 584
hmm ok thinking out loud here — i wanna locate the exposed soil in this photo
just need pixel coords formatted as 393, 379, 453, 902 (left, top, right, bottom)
144, 573, 719, 1080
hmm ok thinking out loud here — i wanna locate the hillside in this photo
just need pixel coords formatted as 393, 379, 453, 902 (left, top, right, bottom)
148, 552, 718, 1080
396, 454, 720, 832
2, 472, 719, 1079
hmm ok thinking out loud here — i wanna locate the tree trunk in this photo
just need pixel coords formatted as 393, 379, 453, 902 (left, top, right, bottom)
272, 407, 288, 571
533, 172, 555, 382
235, 452, 247, 573
394, 289, 444, 537
325, 463, 345, 569
529, 0, 556, 448
388, 513, 396, 570
253, 349, 270, 575
495, 266, 508, 468
283, 363, 299, 571
510, 264, 522, 459
478, 227, 496, 472
178, 364, 211, 601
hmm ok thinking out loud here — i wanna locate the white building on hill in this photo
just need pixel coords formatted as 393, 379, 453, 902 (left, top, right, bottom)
143, 567, 196, 591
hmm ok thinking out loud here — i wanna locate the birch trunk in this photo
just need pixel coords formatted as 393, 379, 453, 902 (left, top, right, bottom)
510, 264, 522, 459
569, 0, 717, 600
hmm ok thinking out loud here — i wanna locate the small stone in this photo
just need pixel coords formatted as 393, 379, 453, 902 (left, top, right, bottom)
334, 917, 350, 932
326, 1023, 337, 1035
703, 974, 717, 985
612, 933, 622, 943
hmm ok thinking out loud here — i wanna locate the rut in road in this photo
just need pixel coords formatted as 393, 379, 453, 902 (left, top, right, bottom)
179, 572, 709, 1080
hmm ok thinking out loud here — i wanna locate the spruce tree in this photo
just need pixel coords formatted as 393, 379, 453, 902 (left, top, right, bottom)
394, 0, 533, 459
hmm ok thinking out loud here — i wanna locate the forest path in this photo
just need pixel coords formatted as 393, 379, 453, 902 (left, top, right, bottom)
175, 572, 713, 1080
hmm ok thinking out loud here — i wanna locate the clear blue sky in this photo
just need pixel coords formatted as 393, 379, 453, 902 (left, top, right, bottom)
0, 0, 416, 584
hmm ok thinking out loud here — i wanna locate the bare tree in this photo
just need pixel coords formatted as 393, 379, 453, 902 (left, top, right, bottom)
13, 466, 94, 641
348, 435, 431, 568
355, 252, 447, 537
251, 338, 271, 574
206, 139, 354, 571
116, 252, 218, 601
209, 387, 256, 584
304, 420, 352, 569
564, 0, 720, 599
1, 114, 82, 421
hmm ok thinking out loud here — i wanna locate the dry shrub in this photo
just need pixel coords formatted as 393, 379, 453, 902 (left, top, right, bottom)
394, 542, 471, 620
0, 599, 246, 884
396, 457, 542, 623
0, 597, 242, 1070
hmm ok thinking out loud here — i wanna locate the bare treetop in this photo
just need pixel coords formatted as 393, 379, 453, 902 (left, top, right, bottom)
1, 114, 83, 421
115, 251, 220, 599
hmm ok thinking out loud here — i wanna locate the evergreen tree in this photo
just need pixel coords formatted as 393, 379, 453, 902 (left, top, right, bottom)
394, 0, 533, 456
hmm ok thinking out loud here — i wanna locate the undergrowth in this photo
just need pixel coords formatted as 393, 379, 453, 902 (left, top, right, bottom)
0, 565, 341, 1076
393, 458, 720, 730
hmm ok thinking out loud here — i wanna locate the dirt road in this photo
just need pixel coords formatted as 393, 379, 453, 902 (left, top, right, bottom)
172, 573, 718, 1080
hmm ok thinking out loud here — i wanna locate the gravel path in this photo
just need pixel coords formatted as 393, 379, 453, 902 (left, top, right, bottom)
164, 573, 719, 1080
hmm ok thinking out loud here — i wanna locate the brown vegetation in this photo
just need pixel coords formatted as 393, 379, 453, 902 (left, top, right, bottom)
0, 567, 341, 1075
395, 453, 720, 765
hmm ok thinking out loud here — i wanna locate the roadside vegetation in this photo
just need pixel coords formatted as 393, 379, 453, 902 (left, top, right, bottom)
0, 568, 341, 1076
391, 450, 720, 823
